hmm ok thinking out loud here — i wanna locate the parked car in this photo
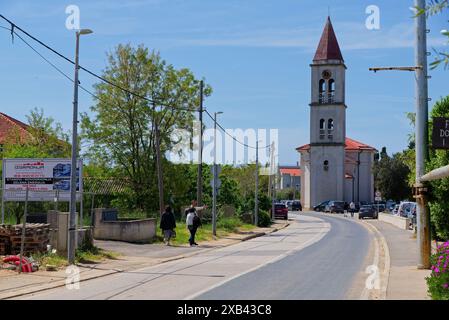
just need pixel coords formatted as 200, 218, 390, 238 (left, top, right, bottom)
398, 201, 416, 218
392, 204, 400, 215
372, 203, 386, 213
325, 201, 345, 213
291, 200, 302, 211
271, 203, 288, 220
386, 200, 396, 212
285, 200, 293, 210
314, 200, 330, 212
359, 205, 378, 219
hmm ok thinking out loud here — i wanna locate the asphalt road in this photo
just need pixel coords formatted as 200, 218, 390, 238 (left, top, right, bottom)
197, 212, 371, 300
17, 212, 372, 300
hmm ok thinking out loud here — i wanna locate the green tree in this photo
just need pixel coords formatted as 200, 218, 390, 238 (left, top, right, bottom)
373, 148, 412, 201
427, 96, 449, 240
81, 44, 211, 213
417, 0, 449, 69
1, 108, 70, 224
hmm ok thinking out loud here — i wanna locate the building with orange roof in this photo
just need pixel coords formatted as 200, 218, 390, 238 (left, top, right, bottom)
296, 17, 377, 210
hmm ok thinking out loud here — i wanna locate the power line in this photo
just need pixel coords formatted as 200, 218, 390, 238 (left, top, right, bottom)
0, 14, 198, 113
1, 15, 270, 152
203, 109, 270, 150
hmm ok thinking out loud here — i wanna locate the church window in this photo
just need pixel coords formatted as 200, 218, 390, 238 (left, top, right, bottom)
319, 79, 326, 104
328, 79, 335, 103
319, 119, 325, 140
327, 119, 334, 140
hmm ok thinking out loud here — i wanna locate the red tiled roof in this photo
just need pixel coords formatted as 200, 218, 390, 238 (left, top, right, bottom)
296, 137, 376, 152
313, 17, 344, 62
0, 112, 31, 144
345, 137, 377, 151
280, 168, 302, 176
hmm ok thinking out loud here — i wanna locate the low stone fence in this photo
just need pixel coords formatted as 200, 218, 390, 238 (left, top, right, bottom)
379, 212, 411, 230
93, 208, 156, 243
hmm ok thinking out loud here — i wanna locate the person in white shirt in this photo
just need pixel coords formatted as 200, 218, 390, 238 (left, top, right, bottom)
186, 207, 201, 246
349, 202, 356, 218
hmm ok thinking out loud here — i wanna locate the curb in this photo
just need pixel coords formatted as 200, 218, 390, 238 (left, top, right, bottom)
1, 221, 290, 300
316, 212, 390, 300
361, 221, 390, 300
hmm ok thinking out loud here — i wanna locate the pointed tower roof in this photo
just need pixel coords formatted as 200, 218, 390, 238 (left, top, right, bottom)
313, 17, 344, 62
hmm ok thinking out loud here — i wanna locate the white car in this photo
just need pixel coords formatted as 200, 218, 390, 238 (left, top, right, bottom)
398, 201, 416, 218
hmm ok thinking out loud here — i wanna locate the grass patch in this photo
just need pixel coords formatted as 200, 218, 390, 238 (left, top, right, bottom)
75, 246, 120, 264
155, 217, 256, 246
29, 246, 120, 269
31, 252, 69, 269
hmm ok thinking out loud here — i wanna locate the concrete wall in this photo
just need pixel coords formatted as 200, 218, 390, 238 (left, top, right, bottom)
47, 211, 93, 254
379, 213, 411, 230
93, 208, 156, 243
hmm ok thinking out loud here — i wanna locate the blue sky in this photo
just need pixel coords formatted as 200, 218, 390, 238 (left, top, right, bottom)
0, 0, 448, 165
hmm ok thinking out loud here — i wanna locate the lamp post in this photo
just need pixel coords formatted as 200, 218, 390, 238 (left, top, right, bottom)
68, 29, 93, 265
212, 111, 223, 236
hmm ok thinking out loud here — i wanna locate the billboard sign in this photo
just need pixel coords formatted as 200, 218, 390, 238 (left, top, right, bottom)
2, 158, 82, 202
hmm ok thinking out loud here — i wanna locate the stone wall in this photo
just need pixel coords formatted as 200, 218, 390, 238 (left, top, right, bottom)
93, 208, 156, 243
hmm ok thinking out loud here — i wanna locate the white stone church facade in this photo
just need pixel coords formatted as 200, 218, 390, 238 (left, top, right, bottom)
297, 17, 377, 210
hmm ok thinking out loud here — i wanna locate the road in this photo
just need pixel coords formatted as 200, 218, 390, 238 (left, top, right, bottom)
16, 212, 373, 300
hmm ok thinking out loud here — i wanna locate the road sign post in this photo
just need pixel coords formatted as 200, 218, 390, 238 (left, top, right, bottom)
432, 117, 449, 149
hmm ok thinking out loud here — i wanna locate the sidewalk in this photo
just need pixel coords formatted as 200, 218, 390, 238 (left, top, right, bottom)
0, 220, 289, 299
366, 220, 431, 300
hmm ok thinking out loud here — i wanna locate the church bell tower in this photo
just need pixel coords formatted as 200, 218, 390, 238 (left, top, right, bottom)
309, 17, 346, 206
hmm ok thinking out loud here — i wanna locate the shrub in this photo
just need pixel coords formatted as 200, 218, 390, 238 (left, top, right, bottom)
258, 210, 271, 228
426, 241, 449, 300
217, 217, 242, 232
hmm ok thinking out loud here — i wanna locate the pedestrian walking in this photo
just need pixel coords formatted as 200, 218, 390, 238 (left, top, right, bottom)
185, 200, 207, 217
160, 205, 176, 246
186, 207, 202, 246
349, 201, 356, 218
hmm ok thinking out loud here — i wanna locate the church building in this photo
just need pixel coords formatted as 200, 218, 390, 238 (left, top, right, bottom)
297, 17, 377, 210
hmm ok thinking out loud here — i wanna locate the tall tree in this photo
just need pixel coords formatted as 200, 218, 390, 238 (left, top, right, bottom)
373, 148, 412, 201
81, 44, 211, 213
427, 95, 449, 240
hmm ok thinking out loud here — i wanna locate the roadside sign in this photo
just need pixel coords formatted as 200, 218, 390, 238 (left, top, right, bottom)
375, 196, 382, 202
2, 158, 83, 202
375, 191, 381, 198
432, 117, 449, 149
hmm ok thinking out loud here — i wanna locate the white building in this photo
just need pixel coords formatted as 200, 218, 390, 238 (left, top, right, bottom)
297, 17, 377, 210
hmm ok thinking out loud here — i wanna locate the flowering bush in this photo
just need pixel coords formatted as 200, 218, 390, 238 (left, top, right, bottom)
426, 241, 449, 300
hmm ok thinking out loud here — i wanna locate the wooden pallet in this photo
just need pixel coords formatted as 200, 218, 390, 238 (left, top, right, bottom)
0, 223, 50, 255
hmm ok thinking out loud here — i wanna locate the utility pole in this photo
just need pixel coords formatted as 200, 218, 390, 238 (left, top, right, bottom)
154, 104, 165, 215
197, 81, 204, 206
414, 0, 431, 269
270, 142, 276, 221
254, 140, 259, 226
69, 29, 92, 265
368, 0, 431, 269
212, 111, 223, 236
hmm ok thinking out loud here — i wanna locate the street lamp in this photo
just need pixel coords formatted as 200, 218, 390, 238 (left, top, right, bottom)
68, 28, 93, 265
212, 111, 223, 236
